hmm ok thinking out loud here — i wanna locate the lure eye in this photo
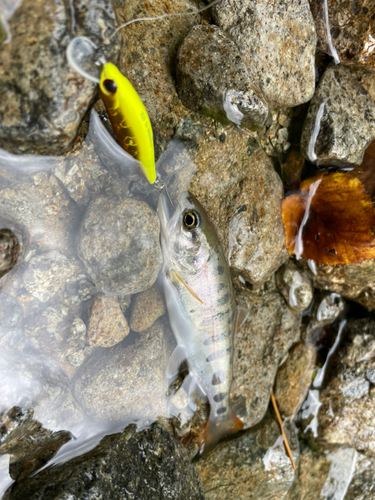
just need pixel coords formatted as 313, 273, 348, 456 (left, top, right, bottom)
183, 211, 200, 230
103, 79, 117, 94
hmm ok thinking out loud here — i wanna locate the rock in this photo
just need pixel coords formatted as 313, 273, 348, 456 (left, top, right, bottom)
6, 423, 204, 500
129, 285, 166, 333
230, 280, 301, 428
211, 0, 316, 107
0, 294, 22, 331
163, 130, 287, 285
276, 262, 314, 312
196, 414, 298, 500
176, 25, 268, 129
310, 0, 375, 71
54, 143, 108, 206
302, 259, 375, 310
0, 0, 120, 155
287, 442, 375, 500
77, 195, 162, 295
0, 171, 80, 254
73, 318, 171, 423
0, 229, 20, 279
301, 65, 375, 166
0, 406, 71, 481
115, 0, 200, 156
22, 251, 81, 304
303, 317, 375, 455
88, 294, 129, 347
274, 342, 316, 419
258, 108, 297, 160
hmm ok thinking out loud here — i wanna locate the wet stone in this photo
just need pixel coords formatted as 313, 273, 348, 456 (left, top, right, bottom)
0, 171, 80, 254
176, 25, 268, 130
129, 284, 166, 333
6, 423, 204, 500
274, 342, 316, 419
73, 318, 170, 423
0, 0, 120, 155
0, 229, 20, 280
310, 0, 375, 71
77, 195, 162, 296
88, 294, 129, 348
301, 65, 375, 166
211, 0, 316, 107
231, 282, 301, 428
196, 414, 298, 500
276, 261, 314, 312
0, 406, 71, 482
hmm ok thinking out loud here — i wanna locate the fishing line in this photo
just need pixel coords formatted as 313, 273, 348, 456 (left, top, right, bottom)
108, 0, 223, 41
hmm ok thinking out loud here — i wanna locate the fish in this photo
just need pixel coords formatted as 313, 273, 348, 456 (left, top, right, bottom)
99, 62, 156, 184
158, 191, 244, 453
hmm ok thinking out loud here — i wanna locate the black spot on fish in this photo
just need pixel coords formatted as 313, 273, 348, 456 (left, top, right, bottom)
218, 283, 226, 291
190, 310, 195, 314
206, 350, 226, 362
217, 293, 230, 306
217, 266, 225, 276
213, 392, 227, 403
204, 335, 225, 345
212, 370, 226, 385
217, 407, 227, 415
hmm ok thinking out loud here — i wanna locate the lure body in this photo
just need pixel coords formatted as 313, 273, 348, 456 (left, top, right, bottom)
99, 62, 156, 184
158, 191, 243, 453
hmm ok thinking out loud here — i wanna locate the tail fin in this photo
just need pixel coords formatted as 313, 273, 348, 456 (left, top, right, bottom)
199, 408, 243, 455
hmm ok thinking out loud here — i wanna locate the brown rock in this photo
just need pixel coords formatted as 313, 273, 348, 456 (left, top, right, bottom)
274, 342, 316, 418
129, 285, 166, 333
88, 294, 129, 348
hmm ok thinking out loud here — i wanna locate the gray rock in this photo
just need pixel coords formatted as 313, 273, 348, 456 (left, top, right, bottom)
0, 0, 120, 155
231, 281, 301, 428
301, 65, 375, 166
22, 251, 81, 304
0, 294, 23, 330
196, 414, 298, 500
176, 25, 268, 129
129, 284, 166, 333
0, 172, 80, 254
211, 0, 316, 107
276, 262, 313, 312
77, 195, 162, 295
258, 108, 295, 160
87, 294, 129, 347
54, 144, 108, 206
164, 131, 287, 285
310, 0, 375, 71
0, 229, 19, 279
73, 318, 170, 423
0, 406, 71, 481
5, 423, 204, 500
302, 317, 375, 455
274, 342, 316, 419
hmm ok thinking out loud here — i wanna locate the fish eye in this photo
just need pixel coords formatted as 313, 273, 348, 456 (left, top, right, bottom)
103, 79, 117, 94
183, 210, 200, 230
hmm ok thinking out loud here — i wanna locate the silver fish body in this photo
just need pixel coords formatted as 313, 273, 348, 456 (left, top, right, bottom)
158, 191, 242, 452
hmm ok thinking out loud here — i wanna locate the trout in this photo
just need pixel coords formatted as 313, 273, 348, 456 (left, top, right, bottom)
158, 191, 243, 453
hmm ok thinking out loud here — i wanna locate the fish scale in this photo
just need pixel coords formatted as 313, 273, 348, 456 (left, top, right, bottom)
158, 191, 243, 453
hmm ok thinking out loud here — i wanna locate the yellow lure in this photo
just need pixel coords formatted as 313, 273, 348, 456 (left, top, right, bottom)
99, 62, 156, 184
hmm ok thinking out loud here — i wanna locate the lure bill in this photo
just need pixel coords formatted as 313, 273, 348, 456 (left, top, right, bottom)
158, 191, 243, 453
99, 63, 156, 184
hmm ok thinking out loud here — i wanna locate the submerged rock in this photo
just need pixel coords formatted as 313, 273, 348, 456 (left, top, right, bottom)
87, 294, 129, 347
301, 65, 375, 166
231, 281, 301, 428
77, 195, 162, 296
0, 229, 20, 280
310, 0, 375, 71
6, 423, 204, 500
73, 318, 171, 423
0, 0, 120, 155
196, 414, 298, 500
211, 0, 316, 107
129, 284, 166, 333
176, 25, 268, 129
276, 261, 313, 312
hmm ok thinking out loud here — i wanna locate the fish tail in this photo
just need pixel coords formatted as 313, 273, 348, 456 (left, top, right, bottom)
199, 408, 243, 455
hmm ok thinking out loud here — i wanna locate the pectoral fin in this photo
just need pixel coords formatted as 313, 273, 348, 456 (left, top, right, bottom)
235, 305, 249, 333
169, 269, 203, 304
166, 345, 187, 379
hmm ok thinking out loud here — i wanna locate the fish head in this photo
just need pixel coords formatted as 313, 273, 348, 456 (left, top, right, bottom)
157, 191, 214, 272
